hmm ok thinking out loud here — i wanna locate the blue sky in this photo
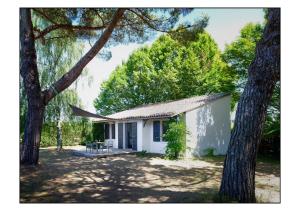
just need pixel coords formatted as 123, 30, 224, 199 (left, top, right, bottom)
76, 8, 264, 112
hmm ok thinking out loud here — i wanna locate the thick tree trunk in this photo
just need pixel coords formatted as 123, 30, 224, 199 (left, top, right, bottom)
20, 8, 45, 165
219, 8, 280, 202
21, 101, 45, 164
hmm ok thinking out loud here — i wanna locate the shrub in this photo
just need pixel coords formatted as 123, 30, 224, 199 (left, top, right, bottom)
203, 147, 216, 157
136, 150, 147, 157
164, 117, 188, 160
92, 122, 104, 141
40, 120, 93, 147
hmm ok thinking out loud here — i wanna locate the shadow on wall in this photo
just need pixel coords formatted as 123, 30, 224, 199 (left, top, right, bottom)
192, 102, 230, 157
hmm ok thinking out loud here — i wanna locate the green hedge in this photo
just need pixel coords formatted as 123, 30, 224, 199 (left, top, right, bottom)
40, 121, 95, 147
92, 122, 104, 141
20, 120, 105, 147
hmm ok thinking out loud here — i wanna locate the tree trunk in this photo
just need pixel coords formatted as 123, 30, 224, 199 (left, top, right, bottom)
20, 8, 125, 165
56, 121, 62, 151
20, 8, 45, 165
219, 8, 280, 202
43, 9, 126, 103
20, 100, 45, 165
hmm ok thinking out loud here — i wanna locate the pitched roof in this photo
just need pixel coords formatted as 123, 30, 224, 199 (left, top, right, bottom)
93, 93, 229, 122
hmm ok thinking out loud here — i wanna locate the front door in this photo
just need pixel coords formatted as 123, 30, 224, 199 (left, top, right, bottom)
125, 122, 137, 150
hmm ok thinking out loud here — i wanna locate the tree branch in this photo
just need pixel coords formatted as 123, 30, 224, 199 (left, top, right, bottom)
127, 9, 168, 33
33, 8, 58, 25
42, 9, 126, 104
127, 9, 201, 34
34, 24, 107, 40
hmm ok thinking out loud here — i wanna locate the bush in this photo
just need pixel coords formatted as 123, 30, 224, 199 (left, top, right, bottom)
203, 147, 216, 157
164, 117, 188, 160
136, 150, 147, 157
40, 120, 93, 147
92, 122, 104, 141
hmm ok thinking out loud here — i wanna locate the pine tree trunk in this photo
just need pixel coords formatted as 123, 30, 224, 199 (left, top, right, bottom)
20, 100, 45, 165
219, 9, 280, 202
20, 8, 45, 165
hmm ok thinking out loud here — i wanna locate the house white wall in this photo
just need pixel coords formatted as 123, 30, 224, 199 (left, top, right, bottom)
142, 119, 167, 154
137, 120, 143, 151
185, 95, 231, 158
142, 120, 151, 152
114, 121, 119, 148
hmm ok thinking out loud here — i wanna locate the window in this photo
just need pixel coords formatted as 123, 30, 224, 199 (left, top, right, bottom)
112, 124, 115, 139
162, 121, 169, 142
153, 121, 160, 142
153, 120, 169, 142
104, 124, 109, 139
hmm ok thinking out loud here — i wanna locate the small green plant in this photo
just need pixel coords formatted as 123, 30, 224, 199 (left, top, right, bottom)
136, 150, 147, 157
203, 147, 216, 157
164, 116, 188, 160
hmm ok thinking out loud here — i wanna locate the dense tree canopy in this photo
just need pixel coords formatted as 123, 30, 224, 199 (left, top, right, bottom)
223, 23, 280, 141
94, 31, 237, 115
223, 23, 264, 88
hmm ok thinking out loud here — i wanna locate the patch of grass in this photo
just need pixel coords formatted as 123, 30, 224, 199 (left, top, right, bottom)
135, 151, 164, 159
213, 194, 239, 203
203, 147, 216, 157
257, 154, 280, 165
136, 150, 147, 157
196, 155, 225, 164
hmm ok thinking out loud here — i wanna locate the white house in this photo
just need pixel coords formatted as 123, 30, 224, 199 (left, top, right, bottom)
85, 93, 231, 158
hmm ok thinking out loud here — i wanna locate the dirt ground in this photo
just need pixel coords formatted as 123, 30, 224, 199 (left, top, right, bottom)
20, 148, 280, 203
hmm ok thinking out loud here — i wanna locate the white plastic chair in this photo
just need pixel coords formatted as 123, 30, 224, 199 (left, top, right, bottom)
104, 140, 113, 154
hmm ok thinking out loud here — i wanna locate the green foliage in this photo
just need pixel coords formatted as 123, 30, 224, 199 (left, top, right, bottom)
40, 120, 93, 147
223, 23, 263, 96
169, 16, 209, 45
136, 150, 148, 157
20, 12, 90, 146
34, 16, 85, 123
32, 9, 202, 57
94, 31, 237, 115
223, 23, 280, 141
92, 122, 105, 141
164, 118, 188, 160
263, 82, 280, 139
222, 23, 264, 106
203, 147, 216, 157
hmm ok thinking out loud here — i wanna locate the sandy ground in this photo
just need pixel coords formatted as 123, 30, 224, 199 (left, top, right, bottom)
20, 148, 280, 203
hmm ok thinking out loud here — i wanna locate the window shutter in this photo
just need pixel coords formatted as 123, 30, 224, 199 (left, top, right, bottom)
153, 121, 160, 142
104, 124, 109, 139
112, 124, 115, 139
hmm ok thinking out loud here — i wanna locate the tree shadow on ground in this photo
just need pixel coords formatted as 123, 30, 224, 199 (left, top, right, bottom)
198, 155, 280, 177
20, 149, 279, 203
20, 149, 221, 203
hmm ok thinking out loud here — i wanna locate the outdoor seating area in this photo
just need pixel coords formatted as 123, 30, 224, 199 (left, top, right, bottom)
85, 140, 114, 154
70, 141, 135, 158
